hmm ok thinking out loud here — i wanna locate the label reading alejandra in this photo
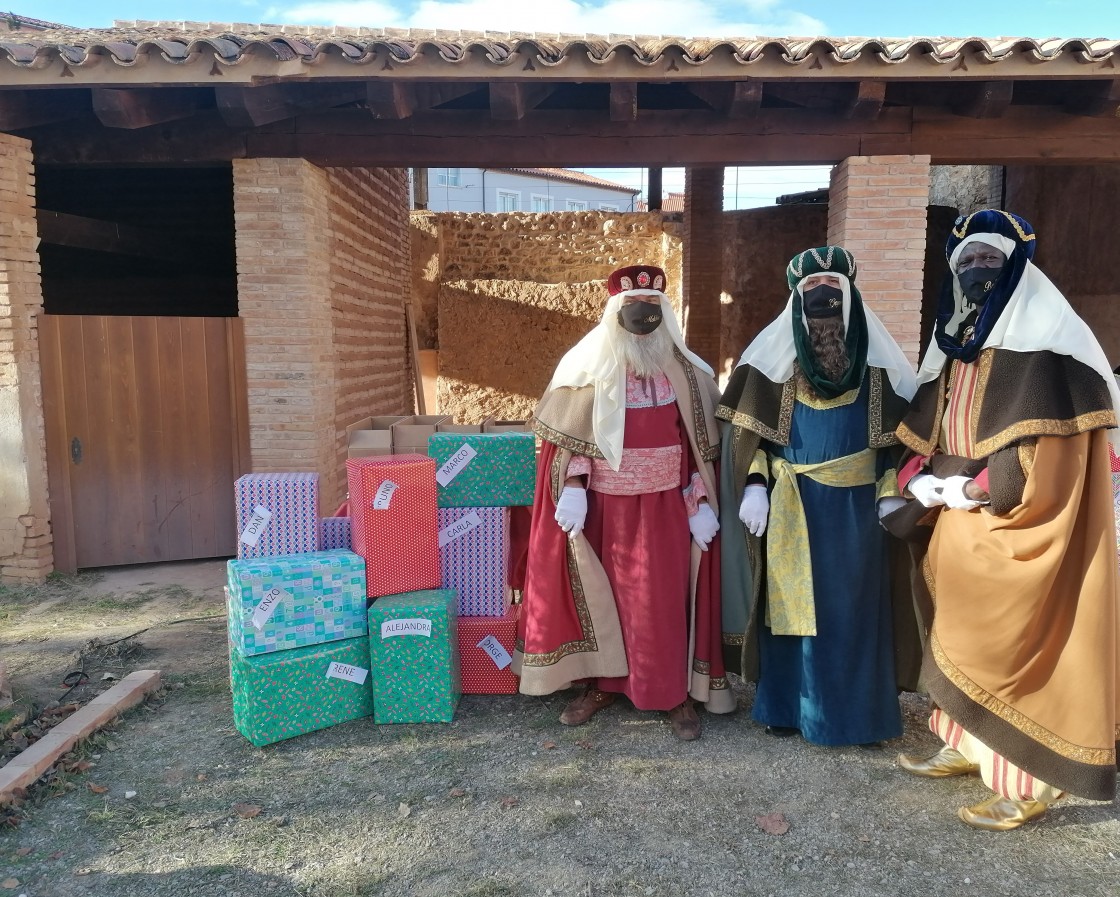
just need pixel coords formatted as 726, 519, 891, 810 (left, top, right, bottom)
380, 618, 433, 639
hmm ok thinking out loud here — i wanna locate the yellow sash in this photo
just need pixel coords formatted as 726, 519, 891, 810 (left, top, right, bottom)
766, 448, 878, 636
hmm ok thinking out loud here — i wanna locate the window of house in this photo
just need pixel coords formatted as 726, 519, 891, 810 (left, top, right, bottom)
496, 190, 520, 212
531, 194, 553, 212
598, 203, 620, 211
436, 167, 462, 187
566, 200, 588, 211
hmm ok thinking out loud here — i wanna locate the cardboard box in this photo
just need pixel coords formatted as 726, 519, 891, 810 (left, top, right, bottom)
428, 432, 536, 508
483, 419, 530, 433
320, 517, 352, 551
234, 473, 320, 560
437, 423, 485, 435
227, 550, 368, 657
438, 506, 511, 617
392, 415, 451, 456
346, 454, 441, 599
346, 415, 408, 459
230, 634, 375, 747
368, 589, 460, 723
457, 608, 520, 694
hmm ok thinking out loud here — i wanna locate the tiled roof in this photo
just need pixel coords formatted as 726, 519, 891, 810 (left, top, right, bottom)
503, 168, 638, 194
0, 26, 1116, 72
0, 11, 66, 31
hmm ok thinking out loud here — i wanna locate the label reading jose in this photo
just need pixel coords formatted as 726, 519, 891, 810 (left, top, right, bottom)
372, 480, 398, 510
380, 618, 433, 639
239, 505, 272, 546
250, 586, 285, 631
435, 444, 478, 487
438, 511, 484, 547
325, 661, 369, 685
476, 635, 513, 670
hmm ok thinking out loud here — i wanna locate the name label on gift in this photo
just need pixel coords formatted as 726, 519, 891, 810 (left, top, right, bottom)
436, 444, 478, 487
381, 618, 433, 638
476, 635, 513, 670
239, 505, 272, 546
251, 586, 285, 631
438, 511, 484, 547
372, 481, 398, 510
326, 662, 369, 685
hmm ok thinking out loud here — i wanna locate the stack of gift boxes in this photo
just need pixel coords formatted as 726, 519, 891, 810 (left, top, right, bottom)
224, 419, 535, 747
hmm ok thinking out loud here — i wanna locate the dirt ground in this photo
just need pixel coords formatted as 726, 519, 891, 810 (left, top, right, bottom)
1, 562, 1118, 897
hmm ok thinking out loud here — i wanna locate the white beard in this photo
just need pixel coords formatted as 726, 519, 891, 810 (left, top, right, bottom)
615, 324, 674, 378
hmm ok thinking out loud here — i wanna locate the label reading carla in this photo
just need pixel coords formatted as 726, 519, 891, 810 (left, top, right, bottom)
372, 481, 398, 510
239, 505, 272, 546
475, 635, 513, 670
250, 586, 285, 631
435, 444, 478, 487
380, 618, 433, 639
438, 511, 483, 547
325, 661, 369, 685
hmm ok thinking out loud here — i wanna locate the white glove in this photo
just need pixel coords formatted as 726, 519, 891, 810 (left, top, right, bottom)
940, 475, 983, 511
739, 485, 770, 537
908, 474, 946, 508
689, 503, 720, 551
554, 486, 588, 539
876, 496, 907, 520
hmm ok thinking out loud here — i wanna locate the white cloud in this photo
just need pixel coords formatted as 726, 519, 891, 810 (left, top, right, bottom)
276, 0, 826, 36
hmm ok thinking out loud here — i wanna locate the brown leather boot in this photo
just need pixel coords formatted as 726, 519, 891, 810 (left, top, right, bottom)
559, 686, 616, 726
668, 700, 701, 741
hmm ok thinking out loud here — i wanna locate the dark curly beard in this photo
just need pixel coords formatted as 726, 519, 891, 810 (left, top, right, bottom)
807, 316, 849, 384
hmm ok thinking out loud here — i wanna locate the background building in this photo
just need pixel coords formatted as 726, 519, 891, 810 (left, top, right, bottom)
420, 167, 639, 213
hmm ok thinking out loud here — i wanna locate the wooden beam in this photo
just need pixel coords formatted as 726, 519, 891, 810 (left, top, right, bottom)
765, 82, 852, 110
648, 167, 663, 211
0, 90, 85, 130
610, 82, 638, 121
845, 81, 886, 120
489, 82, 554, 120
37, 210, 194, 262
685, 81, 764, 117
1065, 79, 1120, 118
952, 81, 1014, 119
92, 87, 208, 129
216, 82, 366, 128
366, 82, 485, 119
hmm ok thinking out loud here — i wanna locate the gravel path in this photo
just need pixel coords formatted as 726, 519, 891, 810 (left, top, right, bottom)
2, 565, 1118, 897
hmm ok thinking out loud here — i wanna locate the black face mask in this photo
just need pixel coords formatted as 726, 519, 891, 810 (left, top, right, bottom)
958, 266, 1002, 306
802, 284, 844, 319
617, 300, 663, 335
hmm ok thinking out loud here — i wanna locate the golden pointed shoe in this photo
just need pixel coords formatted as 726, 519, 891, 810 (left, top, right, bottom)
957, 795, 1050, 831
897, 745, 980, 778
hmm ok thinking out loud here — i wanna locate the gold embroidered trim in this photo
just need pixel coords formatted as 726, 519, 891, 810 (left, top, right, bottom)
692, 659, 711, 675
930, 632, 1116, 766
676, 347, 720, 461
876, 469, 900, 501
896, 369, 949, 456
723, 632, 745, 646
972, 411, 1118, 459
1017, 441, 1036, 478
709, 677, 729, 690
968, 351, 991, 455
715, 403, 736, 423
922, 553, 936, 607
951, 210, 1036, 244
795, 374, 859, 410
717, 376, 795, 445
531, 418, 604, 460
868, 367, 900, 449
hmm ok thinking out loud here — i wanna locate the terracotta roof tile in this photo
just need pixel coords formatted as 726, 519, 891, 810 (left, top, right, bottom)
503, 168, 639, 194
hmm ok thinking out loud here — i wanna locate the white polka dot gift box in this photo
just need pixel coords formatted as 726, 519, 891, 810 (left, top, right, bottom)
457, 606, 520, 694
234, 472, 321, 560
437, 506, 511, 617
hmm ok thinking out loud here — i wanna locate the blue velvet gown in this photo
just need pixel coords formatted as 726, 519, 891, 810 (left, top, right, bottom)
751, 377, 902, 746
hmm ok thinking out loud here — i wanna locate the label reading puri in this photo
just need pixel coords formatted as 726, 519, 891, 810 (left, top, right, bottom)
251, 586, 284, 631
438, 511, 484, 547
372, 480, 398, 510
380, 618, 433, 639
326, 662, 369, 685
476, 635, 513, 670
239, 505, 272, 546
435, 444, 478, 487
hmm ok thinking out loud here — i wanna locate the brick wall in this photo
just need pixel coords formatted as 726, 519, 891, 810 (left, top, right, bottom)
682, 168, 725, 370
0, 133, 52, 583
827, 155, 931, 364
234, 160, 411, 513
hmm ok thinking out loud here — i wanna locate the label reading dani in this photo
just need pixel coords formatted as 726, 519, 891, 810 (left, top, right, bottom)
380, 618, 433, 639
475, 635, 513, 670
325, 661, 369, 685
372, 481, 398, 510
438, 511, 483, 547
239, 505, 272, 546
435, 444, 478, 487
250, 586, 285, 631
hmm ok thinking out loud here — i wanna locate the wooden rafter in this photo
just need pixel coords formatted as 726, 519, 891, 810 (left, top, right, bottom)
488, 82, 554, 120
37, 210, 194, 262
0, 90, 85, 130
952, 81, 1015, 118
685, 81, 763, 116
92, 87, 208, 129
610, 82, 638, 121
845, 81, 886, 120
366, 82, 484, 119
1065, 79, 1120, 117
215, 82, 366, 128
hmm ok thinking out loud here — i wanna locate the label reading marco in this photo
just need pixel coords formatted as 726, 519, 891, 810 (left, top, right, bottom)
380, 618, 433, 639
435, 444, 478, 487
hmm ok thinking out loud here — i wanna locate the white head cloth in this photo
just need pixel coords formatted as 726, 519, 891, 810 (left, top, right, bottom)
548, 289, 714, 471
915, 232, 1120, 422
735, 274, 918, 401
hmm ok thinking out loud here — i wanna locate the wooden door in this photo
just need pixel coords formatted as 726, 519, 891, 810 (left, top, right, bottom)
39, 315, 250, 571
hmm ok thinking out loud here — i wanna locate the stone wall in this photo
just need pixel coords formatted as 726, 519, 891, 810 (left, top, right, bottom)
929, 165, 1004, 216
0, 133, 51, 583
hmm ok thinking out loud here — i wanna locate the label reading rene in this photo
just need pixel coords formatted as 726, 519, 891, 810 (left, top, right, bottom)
435, 444, 478, 487
250, 586, 285, 631
239, 505, 272, 546
372, 481, 398, 510
380, 618, 433, 639
326, 661, 369, 685
476, 635, 513, 670
438, 511, 484, 547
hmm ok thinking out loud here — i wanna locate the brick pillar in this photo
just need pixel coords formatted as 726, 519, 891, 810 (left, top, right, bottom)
233, 159, 339, 503
827, 155, 931, 364
681, 167, 725, 371
0, 133, 52, 583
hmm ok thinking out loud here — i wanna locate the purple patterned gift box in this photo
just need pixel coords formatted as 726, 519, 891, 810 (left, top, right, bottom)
235, 473, 320, 559
321, 516, 352, 551
438, 507, 511, 617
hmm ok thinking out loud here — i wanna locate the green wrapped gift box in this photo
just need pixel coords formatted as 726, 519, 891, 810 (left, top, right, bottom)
427, 432, 535, 508
230, 635, 375, 746
368, 590, 460, 723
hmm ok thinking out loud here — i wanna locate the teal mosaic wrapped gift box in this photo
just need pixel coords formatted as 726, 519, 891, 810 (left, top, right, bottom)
230, 635, 375, 747
227, 550, 367, 657
368, 589, 460, 723
427, 433, 535, 508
